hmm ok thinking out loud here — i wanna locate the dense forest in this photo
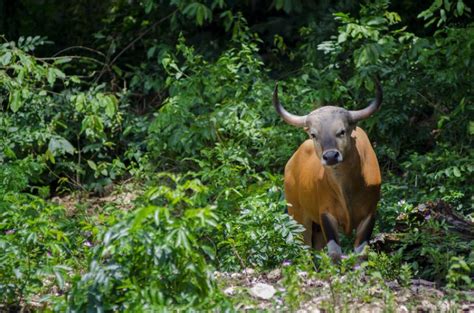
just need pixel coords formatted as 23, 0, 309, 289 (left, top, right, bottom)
0, 0, 473, 311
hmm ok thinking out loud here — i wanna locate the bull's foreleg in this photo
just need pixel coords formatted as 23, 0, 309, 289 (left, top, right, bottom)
321, 213, 342, 262
354, 213, 375, 254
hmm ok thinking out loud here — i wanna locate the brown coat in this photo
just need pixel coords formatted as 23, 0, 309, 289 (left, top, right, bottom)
284, 127, 381, 245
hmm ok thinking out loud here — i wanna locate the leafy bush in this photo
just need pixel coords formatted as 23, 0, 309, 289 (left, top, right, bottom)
0, 157, 44, 193
218, 187, 305, 271
364, 251, 413, 286
446, 255, 474, 290
401, 147, 473, 212
311, 252, 395, 309
0, 193, 90, 308
66, 174, 229, 311
1, 0, 474, 310
0, 39, 125, 192
147, 33, 303, 168
397, 218, 473, 284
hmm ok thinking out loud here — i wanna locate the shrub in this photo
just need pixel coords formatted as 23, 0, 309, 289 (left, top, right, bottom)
217, 187, 305, 271
66, 174, 229, 311
0, 39, 125, 193
0, 192, 89, 308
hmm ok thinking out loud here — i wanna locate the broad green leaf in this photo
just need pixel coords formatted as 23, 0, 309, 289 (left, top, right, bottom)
105, 96, 117, 118
53, 268, 65, 289
147, 46, 156, 59
48, 137, 75, 155
338, 32, 348, 43
53, 57, 72, 64
53, 68, 66, 79
0, 51, 12, 65
87, 160, 97, 170
9, 89, 22, 112
367, 17, 386, 26
47, 67, 57, 86
132, 205, 157, 230
183, 3, 198, 16
452, 166, 461, 177
456, 0, 465, 15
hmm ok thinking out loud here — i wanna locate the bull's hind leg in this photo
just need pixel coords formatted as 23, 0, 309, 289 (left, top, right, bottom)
321, 213, 342, 262
302, 218, 313, 247
311, 222, 325, 250
354, 213, 375, 254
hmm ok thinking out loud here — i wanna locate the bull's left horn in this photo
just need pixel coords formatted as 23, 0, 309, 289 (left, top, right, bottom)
273, 82, 307, 127
349, 78, 383, 123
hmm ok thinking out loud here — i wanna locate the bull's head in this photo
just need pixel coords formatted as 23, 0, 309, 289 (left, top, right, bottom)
273, 79, 382, 167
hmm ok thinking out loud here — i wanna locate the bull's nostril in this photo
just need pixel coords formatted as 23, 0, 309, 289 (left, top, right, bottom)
322, 150, 341, 165
324, 151, 336, 159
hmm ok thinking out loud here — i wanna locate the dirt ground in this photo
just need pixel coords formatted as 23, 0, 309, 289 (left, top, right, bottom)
216, 268, 474, 312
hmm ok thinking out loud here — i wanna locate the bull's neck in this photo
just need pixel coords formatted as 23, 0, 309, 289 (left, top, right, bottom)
322, 146, 363, 233
324, 147, 362, 198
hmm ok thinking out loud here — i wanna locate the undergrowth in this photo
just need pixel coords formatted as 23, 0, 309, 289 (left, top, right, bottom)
0, 0, 473, 311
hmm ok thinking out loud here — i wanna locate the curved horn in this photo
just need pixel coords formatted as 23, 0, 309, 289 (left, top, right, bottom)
273, 83, 307, 127
349, 78, 383, 123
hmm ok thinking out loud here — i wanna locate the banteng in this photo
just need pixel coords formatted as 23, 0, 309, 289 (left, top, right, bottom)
273, 79, 383, 261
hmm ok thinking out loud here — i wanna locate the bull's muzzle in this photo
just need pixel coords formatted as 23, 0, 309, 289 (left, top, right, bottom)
322, 149, 343, 166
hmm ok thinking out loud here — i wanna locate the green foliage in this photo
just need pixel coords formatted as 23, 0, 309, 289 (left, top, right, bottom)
1, 0, 474, 310
0, 157, 44, 193
446, 255, 474, 290
66, 174, 228, 311
364, 251, 413, 285
0, 38, 126, 192
401, 148, 473, 211
147, 34, 309, 274
148, 33, 269, 159
0, 193, 90, 308
418, 0, 471, 27
218, 188, 305, 271
281, 263, 305, 310
395, 209, 473, 283
310, 252, 394, 310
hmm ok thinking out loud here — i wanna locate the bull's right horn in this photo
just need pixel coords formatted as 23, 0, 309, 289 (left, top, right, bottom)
273, 82, 307, 127
349, 77, 383, 123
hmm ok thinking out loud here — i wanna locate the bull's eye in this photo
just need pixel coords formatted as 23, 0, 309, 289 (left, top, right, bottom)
310, 133, 317, 139
337, 129, 346, 137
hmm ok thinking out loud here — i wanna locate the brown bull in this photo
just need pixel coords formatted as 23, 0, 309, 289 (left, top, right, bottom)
273, 80, 382, 261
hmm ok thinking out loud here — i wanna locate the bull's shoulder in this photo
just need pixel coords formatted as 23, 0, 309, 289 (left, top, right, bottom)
353, 127, 381, 186
284, 140, 327, 221
352, 127, 375, 157
286, 139, 318, 168
352, 126, 369, 140
299, 139, 315, 155
284, 139, 323, 180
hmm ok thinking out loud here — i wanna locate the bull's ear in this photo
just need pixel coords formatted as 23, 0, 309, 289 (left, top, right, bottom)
304, 126, 309, 132
348, 121, 357, 133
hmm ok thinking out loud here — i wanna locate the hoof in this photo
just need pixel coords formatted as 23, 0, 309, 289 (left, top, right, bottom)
327, 240, 342, 263
353, 243, 370, 268
329, 251, 342, 263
